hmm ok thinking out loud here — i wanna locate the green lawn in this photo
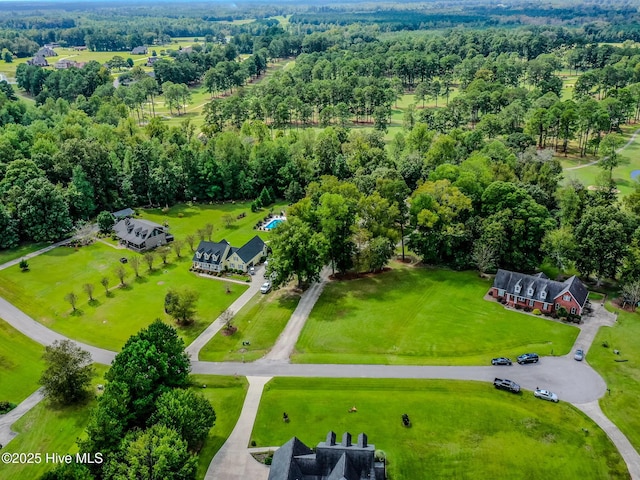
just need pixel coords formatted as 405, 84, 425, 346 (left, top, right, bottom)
589, 304, 640, 454
0, 242, 48, 266
251, 378, 627, 479
191, 375, 249, 479
0, 365, 108, 479
0, 242, 246, 351
199, 288, 301, 362
0, 318, 45, 404
137, 201, 286, 247
294, 264, 579, 365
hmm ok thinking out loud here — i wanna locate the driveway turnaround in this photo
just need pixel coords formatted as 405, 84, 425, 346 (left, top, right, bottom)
0, 389, 44, 447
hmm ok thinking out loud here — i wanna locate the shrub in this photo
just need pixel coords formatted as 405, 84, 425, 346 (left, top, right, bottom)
19, 259, 29, 271
557, 306, 569, 318
532, 308, 541, 315
524, 306, 532, 312
514, 304, 522, 310
178, 212, 184, 218
602, 341, 609, 348
265, 456, 272, 466
251, 440, 256, 447
0, 401, 16, 414
488, 290, 494, 297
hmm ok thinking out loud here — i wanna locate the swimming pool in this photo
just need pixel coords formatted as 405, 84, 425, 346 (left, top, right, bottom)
264, 218, 284, 230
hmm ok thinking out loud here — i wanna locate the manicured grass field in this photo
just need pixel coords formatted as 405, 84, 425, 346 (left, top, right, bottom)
294, 264, 579, 365
251, 378, 627, 479
0, 242, 246, 351
138, 201, 286, 247
589, 304, 640, 454
191, 375, 249, 479
0, 318, 45, 404
199, 288, 301, 362
0, 242, 48, 266
0, 365, 108, 479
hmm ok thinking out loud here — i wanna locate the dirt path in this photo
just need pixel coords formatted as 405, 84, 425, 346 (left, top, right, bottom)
565, 127, 640, 171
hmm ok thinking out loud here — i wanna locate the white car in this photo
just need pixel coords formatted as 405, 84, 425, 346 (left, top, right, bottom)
260, 282, 271, 294
534, 388, 559, 403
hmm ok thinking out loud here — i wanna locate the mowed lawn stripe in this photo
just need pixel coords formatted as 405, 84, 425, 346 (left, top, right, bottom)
0, 318, 45, 404
0, 242, 246, 351
294, 265, 579, 365
252, 378, 627, 480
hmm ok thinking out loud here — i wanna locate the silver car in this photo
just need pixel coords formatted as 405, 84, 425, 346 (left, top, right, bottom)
260, 281, 271, 294
534, 388, 559, 403
574, 349, 584, 361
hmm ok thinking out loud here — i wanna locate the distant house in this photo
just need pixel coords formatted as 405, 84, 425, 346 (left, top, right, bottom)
27, 55, 48, 67
178, 46, 193, 54
268, 431, 386, 480
146, 56, 160, 67
111, 207, 135, 220
54, 59, 79, 69
131, 46, 148, 55
72, 45, 88, 51
491, 269, 589, 316
192, 235, 267, 273
113, 218, 173, 252
37, 46, 57, 57
44, 42, 60, 49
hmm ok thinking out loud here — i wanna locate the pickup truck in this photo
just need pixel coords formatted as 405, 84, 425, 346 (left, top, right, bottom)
493, 378, 521, 393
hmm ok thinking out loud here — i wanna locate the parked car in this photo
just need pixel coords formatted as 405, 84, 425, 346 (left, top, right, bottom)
534, 388, 559, 402
517, 353, 539, 364
249, 266, 255, 275
493, 378, 520, 393
119, 257, 128, 264
574, 349, 584, 361
260, 281, 271, 294
491, 357, 512, 366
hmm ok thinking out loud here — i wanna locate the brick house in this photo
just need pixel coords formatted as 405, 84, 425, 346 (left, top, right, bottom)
192, 235, 267, 273
491, 269, 589, 316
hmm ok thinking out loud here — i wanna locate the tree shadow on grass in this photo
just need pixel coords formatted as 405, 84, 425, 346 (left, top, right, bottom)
119, 284, 132, 291
70, 309, 84, 317
88, 299, 101, 308
134, 276, 149, 284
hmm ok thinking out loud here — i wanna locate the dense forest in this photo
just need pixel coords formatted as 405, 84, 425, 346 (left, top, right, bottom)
2, 1, 640, 299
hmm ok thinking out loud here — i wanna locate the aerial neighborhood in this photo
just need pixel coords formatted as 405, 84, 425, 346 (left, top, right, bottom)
1, 1, 640, 479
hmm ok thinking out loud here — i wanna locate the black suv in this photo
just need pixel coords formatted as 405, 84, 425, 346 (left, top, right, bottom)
517, 353, 539, 364
493, 378, 521, 393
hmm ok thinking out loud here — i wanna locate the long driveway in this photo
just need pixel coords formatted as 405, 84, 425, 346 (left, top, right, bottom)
0, 252, 639, 478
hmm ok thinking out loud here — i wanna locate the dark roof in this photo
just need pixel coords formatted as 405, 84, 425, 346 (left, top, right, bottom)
28, 55, 48, 67
112, 207, 135, 219
131, 46, 148, 54
269, 437, 313, 480
493, 269, 588, 307
113, 218, 165, 245
235, 235, 266, 263
327, 453, 358, 480
193, 240, 231, 266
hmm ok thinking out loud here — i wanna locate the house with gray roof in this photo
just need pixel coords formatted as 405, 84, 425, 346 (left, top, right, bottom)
491, 269, 589, 316
113, 218, 173, 252
268, 431, 386, 480
131, 46, 148, 55
27, 55, 49, 67
192, 235, 267, 273
36, 46, 57, 57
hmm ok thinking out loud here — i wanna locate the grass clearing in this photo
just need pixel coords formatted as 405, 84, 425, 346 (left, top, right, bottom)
0, 242, 48, 266
199, 288, 301, 362
0, 365, 108, 479
0, 318, 45, 404
589, 304, 640, 453
137, 201, 286, 247
191, 375, 249, 479
252, 377, 627, 479
0, 242, 246, 351
294, 264, 578, 365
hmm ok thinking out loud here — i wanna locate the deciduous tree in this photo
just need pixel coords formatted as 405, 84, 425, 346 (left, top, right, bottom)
39, 340, 94, 405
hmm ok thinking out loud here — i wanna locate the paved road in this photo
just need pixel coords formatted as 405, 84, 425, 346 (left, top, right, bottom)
0, 389, 44, 447
565, 127, 640, 171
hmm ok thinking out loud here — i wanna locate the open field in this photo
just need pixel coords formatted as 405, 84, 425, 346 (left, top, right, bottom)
0, 242, 48, 266
138, 201, 286, 246
293, 264, 579, 365
589, 304, 640, 453
199, 287, 301, 362
0, 365, 108, 479
251, 378, 628, 479
0, 318, 45, 404
0, 242, 246, 351
191, 375, 249, 479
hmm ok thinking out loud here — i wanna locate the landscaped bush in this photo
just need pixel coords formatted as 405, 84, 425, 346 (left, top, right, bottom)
0, 401, 16, 414
524, 306, 532, 312
532, 308, 541, 315
514, 304, 522, 310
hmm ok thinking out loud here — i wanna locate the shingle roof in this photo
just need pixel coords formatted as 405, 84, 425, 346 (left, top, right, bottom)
193, 240, 231, 266
493, 269, 588, 307
235, 235, 266, 263
113, 218, 164, 245
268, 437, 313, 480
112, 207, 135, 219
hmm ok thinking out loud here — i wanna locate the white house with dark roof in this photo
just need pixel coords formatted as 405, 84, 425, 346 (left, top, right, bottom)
113, 218, 173, 252
491, 269, 589, 316
192, 235, 267, 273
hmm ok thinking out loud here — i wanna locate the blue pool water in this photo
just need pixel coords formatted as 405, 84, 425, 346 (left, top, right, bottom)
264, 219, 284, 230
631, 170, 640, 180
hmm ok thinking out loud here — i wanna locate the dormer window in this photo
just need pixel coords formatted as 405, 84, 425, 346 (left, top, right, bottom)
204, 253, 210, 260
514, 281, 521, 294
527, 287, 534, 296
540, 290, 547, 300
196, 252, 202, 259
212, 254, 218, 261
